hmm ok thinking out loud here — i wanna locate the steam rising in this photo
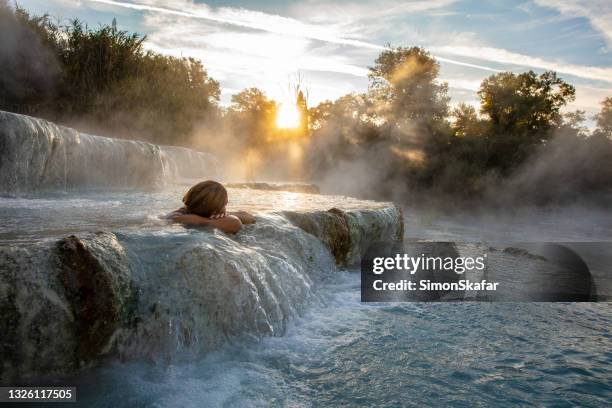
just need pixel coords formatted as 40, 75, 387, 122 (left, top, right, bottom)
0, 3, 60, 112
1, 3, 611, 208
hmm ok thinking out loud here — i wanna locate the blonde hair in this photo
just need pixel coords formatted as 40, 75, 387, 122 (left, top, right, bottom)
182, 180, 228, 217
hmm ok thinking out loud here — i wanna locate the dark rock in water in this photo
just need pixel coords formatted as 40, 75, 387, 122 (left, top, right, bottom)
283, 206, 404, 267
226, 182, 320, 194
0, 243, 76, 383
0, 232, 137, 383
503, 243, 597, 301
502, 247, 547, 261
283, 208, 352, 266
483, 243, 600, 301
55, 232, 135, 363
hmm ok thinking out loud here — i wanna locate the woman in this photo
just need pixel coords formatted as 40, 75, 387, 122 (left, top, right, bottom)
168, 180, 255, 234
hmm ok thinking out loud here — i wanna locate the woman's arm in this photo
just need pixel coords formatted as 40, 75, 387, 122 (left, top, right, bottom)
170, 213, 243, 234
229, 211, 256, 224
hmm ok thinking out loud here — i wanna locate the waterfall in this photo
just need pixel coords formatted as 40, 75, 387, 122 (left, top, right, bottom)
0, 111, 217, 192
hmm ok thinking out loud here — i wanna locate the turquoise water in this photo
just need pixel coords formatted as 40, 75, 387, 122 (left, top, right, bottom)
71, 271, 611, 407
3, 193, 610, 407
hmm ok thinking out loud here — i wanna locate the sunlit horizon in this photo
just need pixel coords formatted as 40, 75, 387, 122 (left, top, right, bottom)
276, 103, 301, 129
18, 0, 612, 127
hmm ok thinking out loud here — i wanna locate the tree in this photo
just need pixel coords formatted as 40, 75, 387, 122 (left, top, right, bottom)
559, 110, 589, 139
593, 97, 612, 139
296, 90, 308, 135
478, 71, 575, 138
477, 70, 575, 171
227, 88, 277, 148
368, 46, 449, 123
0, 1, 61, 112
0, 4, 221, 145
451, 103, 486, 138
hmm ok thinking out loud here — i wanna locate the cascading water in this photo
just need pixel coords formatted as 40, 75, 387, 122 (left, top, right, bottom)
0, 192, 404, 383
160, 145, 219, 183
1, 112, 609, 407
0, 111, 218, 192
0, 112, 405, 383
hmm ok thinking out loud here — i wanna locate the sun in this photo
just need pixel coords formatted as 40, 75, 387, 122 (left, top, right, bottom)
276, 103, 301, 129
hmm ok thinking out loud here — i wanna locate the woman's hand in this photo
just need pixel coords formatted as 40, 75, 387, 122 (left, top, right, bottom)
210, 210, 227, 219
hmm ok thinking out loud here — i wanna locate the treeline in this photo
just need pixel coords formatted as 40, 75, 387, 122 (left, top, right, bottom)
304, 47, 612, 204
2, 2, 611, 204
0, 1, 220, 144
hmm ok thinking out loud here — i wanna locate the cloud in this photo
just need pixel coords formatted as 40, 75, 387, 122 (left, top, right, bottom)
88, 0, 384, 49
61, 0, 611, 112
567, 84, 612, 113
431, 45, 612, 84
443, 78, 482, 92
86, 0, 502, 73
533, 0, 612, 46
288, 0, 458, 26
140, 12, 368, 104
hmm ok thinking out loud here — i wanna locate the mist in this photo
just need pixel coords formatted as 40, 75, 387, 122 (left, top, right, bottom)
289, 54, 612, 209
1, 2, 611, 211
485, 133, 612, 207
0, 2, 60, 114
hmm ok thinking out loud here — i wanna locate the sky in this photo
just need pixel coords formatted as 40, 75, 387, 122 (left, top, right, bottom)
20, 0, 612, 126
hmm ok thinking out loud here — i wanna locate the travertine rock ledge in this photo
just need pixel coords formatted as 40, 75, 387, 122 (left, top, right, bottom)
0, 110, 217, 192
0, 205, 403, 382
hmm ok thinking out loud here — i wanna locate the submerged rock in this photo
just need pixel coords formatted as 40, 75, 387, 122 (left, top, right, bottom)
56, 232, 136, 363
0, 243, 76, 383
0, 232, 136, 383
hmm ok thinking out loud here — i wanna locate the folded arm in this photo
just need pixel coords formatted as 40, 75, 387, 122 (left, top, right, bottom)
169, 213, 243, 234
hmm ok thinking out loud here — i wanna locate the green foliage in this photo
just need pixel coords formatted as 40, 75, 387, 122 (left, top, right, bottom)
0, 1, 61, 111
479, 71, 574, 135
226, 88, 277, 148
369, 46, 450, 122
451, 103, 486, 139
594, 97, 612, 138
476, 70, 575, 172
0, 3, 220, 145
308, 94, 374, 168
307, 46, 608, 202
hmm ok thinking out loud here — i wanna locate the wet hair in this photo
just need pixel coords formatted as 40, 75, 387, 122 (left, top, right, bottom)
182, 180, 228, 217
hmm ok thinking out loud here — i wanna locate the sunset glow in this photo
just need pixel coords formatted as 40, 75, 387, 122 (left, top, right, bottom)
21, 0, 612, 122
276, 103, 300, 129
